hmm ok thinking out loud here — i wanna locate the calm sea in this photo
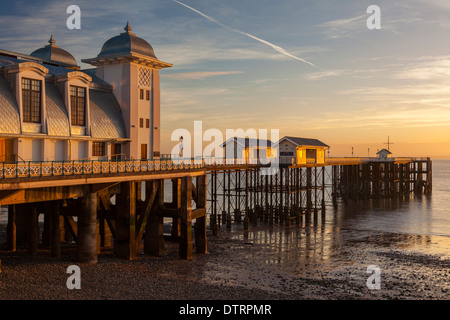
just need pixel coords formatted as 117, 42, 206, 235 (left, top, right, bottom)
332, 159, 450, 237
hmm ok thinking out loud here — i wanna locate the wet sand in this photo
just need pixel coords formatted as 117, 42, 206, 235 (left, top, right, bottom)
1, 220, 449, 300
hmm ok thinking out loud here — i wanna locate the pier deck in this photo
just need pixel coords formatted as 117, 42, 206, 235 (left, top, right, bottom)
0, 157, 432, 271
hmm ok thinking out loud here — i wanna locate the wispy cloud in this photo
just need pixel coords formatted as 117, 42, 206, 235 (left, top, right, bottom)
393, 56, 450, 80
172, 0, 320, 69
164, 71, 243, 80
318, 13, 367, 39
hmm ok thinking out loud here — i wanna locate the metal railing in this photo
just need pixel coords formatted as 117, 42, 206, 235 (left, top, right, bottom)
0, 157, 269, 179
0, 156, 430, 180
0, 159, 204, 179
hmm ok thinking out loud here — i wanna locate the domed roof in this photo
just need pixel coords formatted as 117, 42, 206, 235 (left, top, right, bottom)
97, 22, 157, 59
30, 35, 77, 66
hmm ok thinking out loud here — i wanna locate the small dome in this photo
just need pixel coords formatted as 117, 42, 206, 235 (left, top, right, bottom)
30, 35, 77, 66
97, 22, 157, 59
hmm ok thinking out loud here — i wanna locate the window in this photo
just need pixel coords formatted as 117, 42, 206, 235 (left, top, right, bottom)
22, 78, 42, 123
139, 118, 144, 128
70, 86, 86, 126
140, 89, 144, 100
92, 142, 106, 157
112, 143, 122, 161
141, 144, 147, 160
145, 119, 149, 128
146, 90, 150, 101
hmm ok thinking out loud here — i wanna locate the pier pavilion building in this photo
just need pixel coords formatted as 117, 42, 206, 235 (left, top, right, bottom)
0, 22, 172, 163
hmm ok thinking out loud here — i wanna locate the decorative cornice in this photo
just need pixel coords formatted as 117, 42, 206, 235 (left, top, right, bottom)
54, 70, 92, 84
82, 52, 172, 69
3, 61, 49, 77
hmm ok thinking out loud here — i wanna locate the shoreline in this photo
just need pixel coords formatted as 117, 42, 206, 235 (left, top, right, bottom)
1, 223, 449, 300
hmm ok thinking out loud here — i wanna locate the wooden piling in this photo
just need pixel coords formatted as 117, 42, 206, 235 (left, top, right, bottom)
144, 180, 165, 257
114, 182, 137, 260
195, 174, 207, 254
50, 201, 61, 258
77, 192, 98, 264
7, 205, 16, 252
180, 176, 193, 260
28, 206, 39, 255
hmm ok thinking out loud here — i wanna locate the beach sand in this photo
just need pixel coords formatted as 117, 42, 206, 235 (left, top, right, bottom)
1, 221, 449, 300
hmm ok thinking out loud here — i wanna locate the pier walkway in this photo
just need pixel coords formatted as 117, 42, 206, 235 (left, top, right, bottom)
0, 156, 432, 271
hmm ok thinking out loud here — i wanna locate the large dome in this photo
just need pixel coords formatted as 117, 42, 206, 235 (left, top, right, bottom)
97, 22, 157, 59
30, 35, 77, 66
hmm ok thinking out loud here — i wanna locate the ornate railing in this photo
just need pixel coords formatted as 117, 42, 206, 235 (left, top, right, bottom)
0, 157, 267, 179
0, 156, 429, 180
0, 159, 205, 179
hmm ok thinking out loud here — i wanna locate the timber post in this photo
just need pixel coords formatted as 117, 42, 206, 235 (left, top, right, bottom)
77, 192, 98, 264
114, 181, 137, 260
144, 179, 165, 257
179, 176, 193, 260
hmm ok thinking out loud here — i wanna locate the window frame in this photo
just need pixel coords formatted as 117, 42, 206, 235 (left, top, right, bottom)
70, 85, 86, 126
22, 77, 42, 123
92, 141, 106, 157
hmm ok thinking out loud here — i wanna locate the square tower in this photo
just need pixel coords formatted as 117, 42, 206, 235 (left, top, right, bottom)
82, 22, 172, 160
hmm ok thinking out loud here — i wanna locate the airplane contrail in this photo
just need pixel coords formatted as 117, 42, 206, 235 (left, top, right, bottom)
173, 0, 321, 69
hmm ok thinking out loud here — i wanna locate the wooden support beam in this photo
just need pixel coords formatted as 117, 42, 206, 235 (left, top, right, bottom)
137, 180, 158, 244
195, 174, 207, 254
28, 206, 39, 255
90, 182, 120, 194
0, 186, 85, 206
7, 205, 16, 251
64, 215, 78, 243
114, 181, 137, 260
180, 176, 193, 260
50, 201, 61, 258
77, 192, 98, 264
191, 180, 198, 204
171, 178, 181, 239
144, 180, 165, 257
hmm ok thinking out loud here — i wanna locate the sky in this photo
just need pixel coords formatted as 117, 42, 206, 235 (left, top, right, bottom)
1, 0, 450, 158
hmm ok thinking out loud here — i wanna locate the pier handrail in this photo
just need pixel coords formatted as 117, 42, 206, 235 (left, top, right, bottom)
0, 156, 430, 180
0, 156, 267, 179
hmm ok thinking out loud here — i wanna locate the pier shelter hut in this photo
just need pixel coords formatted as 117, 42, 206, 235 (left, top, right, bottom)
376, 148, 393, 161
274, 136, 329, 165
220, 137, 274, 163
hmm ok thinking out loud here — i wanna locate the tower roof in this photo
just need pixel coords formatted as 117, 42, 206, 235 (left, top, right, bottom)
82, 22, 172, 69
97, 22, 157, 59
30, 35, 78, 67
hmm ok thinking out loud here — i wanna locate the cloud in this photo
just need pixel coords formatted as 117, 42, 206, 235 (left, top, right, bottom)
393, 56, 450, 80
318, 13, 367, 39
164, 71, 244, 80
172, 0, 320, 69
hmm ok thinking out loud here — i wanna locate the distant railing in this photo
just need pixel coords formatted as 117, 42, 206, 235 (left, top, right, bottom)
0, 156, 430, 180
325, 157, 430, 164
